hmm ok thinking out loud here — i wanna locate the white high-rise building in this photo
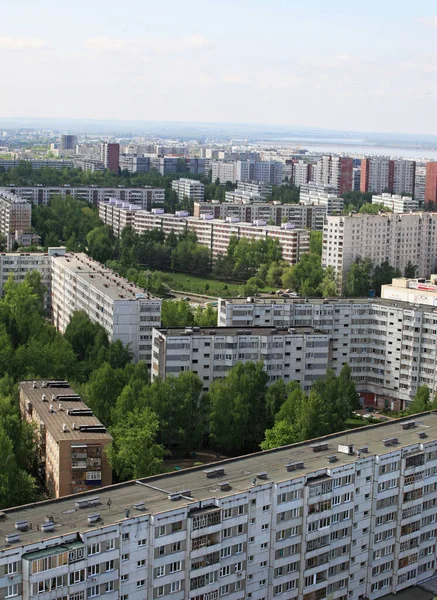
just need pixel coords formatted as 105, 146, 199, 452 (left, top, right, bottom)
372, 193, 419, 213
1, 414, 437, 600
392, 159, 416, 195
414, 165, 427, 203
211, 161, 237, 184
291, 160, 310, 187
51, 253, 161, 366
299, 183, 344, 214
171, 178, 205, 202
0, 188, 33, 250
322, 212, 437, 292
151, 325, 330, 391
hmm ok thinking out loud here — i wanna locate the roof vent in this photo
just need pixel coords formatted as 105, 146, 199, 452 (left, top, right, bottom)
310, 442, 329, 453
75, 496, 100, 509
418, 432, 427, 439
328, 455, 338, 463
358, 446, 369, 453
133, 502, 146, 511
49, 404, 54, 413
42, 394, 47, 402
41, 521, 54, 532
62, 423, 68, 433
401, 421, 416, 430
285, 461, 304, 472
5, 533, 20, 544
218, 482, 231, 491
383, 437, 398, 447
32, 381, 37, 389
87, 514, 101, 525
257, 472, 268, 480
15, 520, 29, 531
338, 444, 354, 455
168, 492, 181, 501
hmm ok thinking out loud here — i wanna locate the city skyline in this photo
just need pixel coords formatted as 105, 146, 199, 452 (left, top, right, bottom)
1, 0, 436, 135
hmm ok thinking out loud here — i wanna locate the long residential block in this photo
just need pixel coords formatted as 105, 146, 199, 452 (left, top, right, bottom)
151, 326, 331, 392
1, 415, 437, 600
51, 253, 161, 365
19, 380, 112, 498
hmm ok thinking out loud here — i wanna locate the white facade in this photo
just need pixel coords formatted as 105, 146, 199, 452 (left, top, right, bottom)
322, 212, 437, 292
414, 165, 427, 203
224, 191, 265, 204
151, 326, 331, 392
372, 193, 419, 213
0, 251, 53, 308
218, 294, 437, 408
291, 160, 309, 187
0, 188, 32, 250
98, 200, 144, 237
300, 183, 344, 215
2, 414, 437, 600
360, 157, 391, 194
51, 253, 161, 365
211, 161, 237, 184
236, 181, 272, 197
392, 160, 416, 195
0, 159, 74, 171
5, 186, 165, 209
172, 179, 205, 202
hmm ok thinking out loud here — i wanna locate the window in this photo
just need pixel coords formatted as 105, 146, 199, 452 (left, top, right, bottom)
69, 570, 85, 585
157, 587, 164, 597
138, 539, 146, 547
220, 584, 230, 596
122, 553, 129, 561
105, 581, 114, 594
263, 505, 270, 512
223, 508, 232, 519
261, 542, 268, 549
220, 565, 231, 577
7, 563, 18, 575
156, 566, 165, 578
235, 543, 243, 554
170, 581, 181, 593
238, 505, 245, 515
122, 533, 129, 541
121, 596, 128, 600
170, 561, 181, 573
223, 527, 232, 539
137, 559, 146, 567
261, 524, 269, 530
235, 562, 243, 572
136, 580, 145, 589
88, 543, 100, 555
158, 525, 166, 537
88, 564, 100, 577
105, 561, 114, 572
107, 539, 115, 551
121, 575, 129, 582
172, 542, 181, 553
6, 585, 18, 598
221, 547, 231, 558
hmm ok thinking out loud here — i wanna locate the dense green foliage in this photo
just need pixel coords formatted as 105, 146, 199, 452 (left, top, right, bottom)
341, 191, 373, 213
345, 258, 401, 297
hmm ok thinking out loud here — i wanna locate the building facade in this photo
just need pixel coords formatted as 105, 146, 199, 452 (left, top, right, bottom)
119, 155, 151, 174
51, 253, 161, 366
6, 186, 165, 209
101, 143, 120, 174
1, 415, 437, 600
299, 183, 344, 215
425, 162, 437, 204
211, 161, 237, 184
360, 158, 416, 195
172, 179, 205, 202
0, 159, 74, 171
0, 188, 32, 250
372, 193, 419, 213
322, 212, 437, 292
19, 380, 112, 497
60, 135, 78, 151
0, 250, 55, 309
311, 155, 354, 195
414, 165, 427, 203
151, 326, 331, 392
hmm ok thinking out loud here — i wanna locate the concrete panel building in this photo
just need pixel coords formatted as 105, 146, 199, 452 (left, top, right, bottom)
19, 380, 112, 498
425, 162, 437, 204
0, 250, 56, 309
0, 188, 32, 250
171, 179, 205, 202
51, 253, 161, 366
372, 193, 419, 213
1, 415, 437, 600
151, 326, 331, 392
300, 183, 344, 215
100, 143, 120, 174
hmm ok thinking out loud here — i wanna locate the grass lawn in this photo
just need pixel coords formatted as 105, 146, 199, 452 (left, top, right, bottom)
163, 271, 275, 297
345, 417, 367, 429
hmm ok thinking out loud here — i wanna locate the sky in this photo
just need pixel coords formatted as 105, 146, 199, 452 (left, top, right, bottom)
1, 0, 437, 135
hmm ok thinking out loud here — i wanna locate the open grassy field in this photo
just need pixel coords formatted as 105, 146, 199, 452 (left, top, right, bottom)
164, 271, 276, 297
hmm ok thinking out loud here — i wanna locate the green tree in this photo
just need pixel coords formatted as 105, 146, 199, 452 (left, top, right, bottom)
85, 363, 128, 426
107, 407, 165, 480
406, 385, 430, 415
345, 257, 373, 297
310, 231, 323, 255
404, 261, 418, 279
209, 362, 269, 455
318, 265, 337, 298
161, 300, 195, 327
86, 225, 114, 263
372, 261, 401, 296
282, 253, 323, 296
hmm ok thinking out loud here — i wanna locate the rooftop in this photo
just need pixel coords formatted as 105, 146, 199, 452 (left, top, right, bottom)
1, 413, 437, 550
155, 325, 327, 337
20, 380, 112, 443
52, 253, 159, 303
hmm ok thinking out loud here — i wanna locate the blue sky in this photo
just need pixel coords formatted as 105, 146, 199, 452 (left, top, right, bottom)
1, 0, 436, 134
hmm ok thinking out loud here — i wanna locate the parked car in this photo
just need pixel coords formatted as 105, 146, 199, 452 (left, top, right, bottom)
182, 296, 191, 301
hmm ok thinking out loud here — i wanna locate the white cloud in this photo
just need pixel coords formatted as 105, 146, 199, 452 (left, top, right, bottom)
85, 34, 212, 55
418, 15, 437, 27
0, 36, 48, 49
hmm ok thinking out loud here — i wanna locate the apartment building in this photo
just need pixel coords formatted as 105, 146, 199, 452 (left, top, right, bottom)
236, 160, 283, 186
218, 293, 437, 409
361, 158, 416, 195
73, 158, 106, 172
353, 167, 361, 191
224, 190, 266, 204
119, 155, 151, 174
130, 211, 310, 264
425, 162, 437, 204
311, 156, 354, 195
98, 201, 144, 237
322, 212, 437, 292
2, 415, 437, 600
60, 135, 78, 151
0, 159, 74, 171
19, 380, 112, 498
0, 249, 57, 309
0, 188, 32, 250
172, 179, 205, 202
372, 193, 419, 213
193, 201, 327, 230
100, 143, 120, 174
290, 160, 310, 187
211, 161, 237, 184
51, 253, 161, 365
236, 181, 272, 197
6, 185, 165, 208
299, 183, 344, 215
151, 326, 331, 391
414, 165, 427, 203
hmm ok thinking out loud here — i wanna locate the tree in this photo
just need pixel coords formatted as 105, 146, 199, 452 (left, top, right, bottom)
310, 231, 323, 255
86, 226, 114, 263
282, 253, 323, 296
64, 311, 108, 363
193, 305, 217, 327
24, 271, 46, 315
404, 261, 418, 279
161, 300, 195, 327
85, 363, 128, 426
372, 261, 401, 296
209, 362, 269, 455
0, 426, 38, 509
345, 257, 373, 297
318, 266, 337, 298
406, 385, 430, 415
358, 203, 390, 214
107, 407, 166, 480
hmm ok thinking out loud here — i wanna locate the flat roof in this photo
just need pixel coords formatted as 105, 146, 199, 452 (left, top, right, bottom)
155, 326, 328, 337
20, 381, 112, 443
1, 413, 437, 551
52, 253, 159, 303
220, 296, 372, 306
